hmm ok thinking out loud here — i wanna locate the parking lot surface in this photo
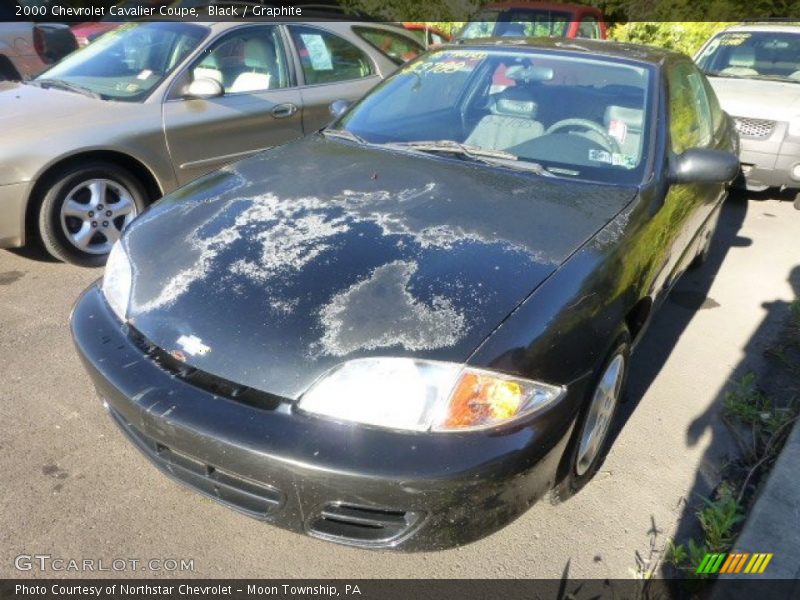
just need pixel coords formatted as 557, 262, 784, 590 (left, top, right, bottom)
1, 191, 797, 578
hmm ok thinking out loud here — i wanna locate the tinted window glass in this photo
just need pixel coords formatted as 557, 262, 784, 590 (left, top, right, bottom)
577, 17, 600, 39
37, 22, 207, 101
289, 26, 374, 85
190, 26, 288, 94
696, 30, 800, 82
353, 27, 423, 65
338, 49, 652, 184
459, 10, 570, 39
669, 62, 712, 153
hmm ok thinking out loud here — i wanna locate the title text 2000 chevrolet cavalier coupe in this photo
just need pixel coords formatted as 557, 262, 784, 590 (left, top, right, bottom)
72, 39, 739, 550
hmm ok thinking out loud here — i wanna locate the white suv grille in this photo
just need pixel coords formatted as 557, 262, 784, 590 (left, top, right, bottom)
733, 117, 776, 139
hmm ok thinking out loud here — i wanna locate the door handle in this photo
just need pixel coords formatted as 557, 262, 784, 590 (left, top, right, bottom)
271, 103, 297, 119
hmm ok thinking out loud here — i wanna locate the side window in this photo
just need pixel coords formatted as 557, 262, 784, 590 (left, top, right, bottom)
190, 26, 288, 94
289, 26, 374, 85
577, 17, 600, 39
353, 27, 423, 66
668, 62, 713, 153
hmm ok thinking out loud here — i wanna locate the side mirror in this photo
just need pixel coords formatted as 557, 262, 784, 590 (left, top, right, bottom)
184, 77, 224, 100
329, 99, 351, 119
670, 148, 740, 185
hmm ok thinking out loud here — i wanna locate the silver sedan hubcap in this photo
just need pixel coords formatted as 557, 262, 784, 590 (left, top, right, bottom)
60, 178, 137, 255
575, 353, 625, 476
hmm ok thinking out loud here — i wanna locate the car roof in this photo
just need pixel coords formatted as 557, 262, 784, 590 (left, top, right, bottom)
449, 37, 683, 65
718, 23, 800, 34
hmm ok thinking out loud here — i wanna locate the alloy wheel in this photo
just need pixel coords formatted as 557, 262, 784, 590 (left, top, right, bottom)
575, 353, 625, 476
59, 178, 137, 255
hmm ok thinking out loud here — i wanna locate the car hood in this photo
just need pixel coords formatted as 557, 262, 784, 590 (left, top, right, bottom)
122, 135, 636, 399
707, 75, 800, 120
0, 81, 132, 136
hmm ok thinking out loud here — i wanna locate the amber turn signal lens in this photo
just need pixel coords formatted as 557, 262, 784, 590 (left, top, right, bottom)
443, 372, 525, 429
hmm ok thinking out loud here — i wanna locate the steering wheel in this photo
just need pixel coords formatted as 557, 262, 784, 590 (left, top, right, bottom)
545, 119, 621, 154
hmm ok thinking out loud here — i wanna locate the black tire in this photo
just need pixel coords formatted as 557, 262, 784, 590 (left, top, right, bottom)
37, 162, 147, 267
551, 332, 631, 504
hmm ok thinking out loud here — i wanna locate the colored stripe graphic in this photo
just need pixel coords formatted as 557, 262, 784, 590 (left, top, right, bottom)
697, 552, 773, 574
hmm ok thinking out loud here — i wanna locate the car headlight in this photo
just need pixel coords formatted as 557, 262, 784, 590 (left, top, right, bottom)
102, 240, 132, 322
788, 117, 800, 138
297, 357, 565, 432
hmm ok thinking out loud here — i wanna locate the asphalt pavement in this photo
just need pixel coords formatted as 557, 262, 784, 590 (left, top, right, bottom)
0, 191, 797, 579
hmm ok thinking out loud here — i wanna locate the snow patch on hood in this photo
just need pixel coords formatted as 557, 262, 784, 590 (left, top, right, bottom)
316, 260, 468, 356
131, 181, 545, 315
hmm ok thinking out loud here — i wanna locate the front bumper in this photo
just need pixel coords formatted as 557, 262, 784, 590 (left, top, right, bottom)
0, 182, 29, 248
71, 285, 579, 551
736, 122, 800, 191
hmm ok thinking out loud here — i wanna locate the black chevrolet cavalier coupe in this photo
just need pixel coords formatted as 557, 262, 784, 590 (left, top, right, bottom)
72, 39, 739, 550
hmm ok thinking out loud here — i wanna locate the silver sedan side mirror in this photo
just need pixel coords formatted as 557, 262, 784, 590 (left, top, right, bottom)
185, 78, 224, 100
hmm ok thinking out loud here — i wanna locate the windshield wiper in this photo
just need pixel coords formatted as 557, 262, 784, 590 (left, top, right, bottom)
321, 128, 369, 145
29, 79, 103, 99
383, 140, 555, 176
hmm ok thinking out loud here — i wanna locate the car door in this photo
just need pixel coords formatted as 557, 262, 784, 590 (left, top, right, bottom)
162, 25, 303, 186
285, 24, 384, 135
662, 60, 723, 281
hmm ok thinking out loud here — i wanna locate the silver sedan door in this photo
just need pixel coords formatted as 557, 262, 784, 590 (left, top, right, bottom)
285, 24, 388, 134
163, 25, 303, 185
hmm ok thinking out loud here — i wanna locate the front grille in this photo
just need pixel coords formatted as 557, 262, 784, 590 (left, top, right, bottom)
127, 326, 285, 411
733, 117, 776, 139
308, 503, 422, 545
108, 406, 283, 518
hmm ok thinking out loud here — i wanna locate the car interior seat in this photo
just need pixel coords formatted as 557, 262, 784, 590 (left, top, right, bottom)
193, 54, 223, 86
720, 46, 759, 76
465, 86, 545, 151
604, 105, 644, 158
229, 38, 277, 93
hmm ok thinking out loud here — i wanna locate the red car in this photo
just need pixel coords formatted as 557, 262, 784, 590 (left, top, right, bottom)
456, 1, 607, 41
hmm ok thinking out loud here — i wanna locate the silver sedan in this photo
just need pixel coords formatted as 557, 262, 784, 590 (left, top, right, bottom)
0, 20, 423, 265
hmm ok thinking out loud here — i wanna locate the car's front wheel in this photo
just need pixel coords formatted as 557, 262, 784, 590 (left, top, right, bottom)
37, 162, 147, 267
552, 333, 630, 503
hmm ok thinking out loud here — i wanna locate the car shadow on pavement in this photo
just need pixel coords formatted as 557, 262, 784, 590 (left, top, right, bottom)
7, 242, 60, 263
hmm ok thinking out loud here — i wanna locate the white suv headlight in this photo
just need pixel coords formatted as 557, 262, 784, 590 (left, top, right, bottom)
102, 240, 132, 322
297, 357, 565, 433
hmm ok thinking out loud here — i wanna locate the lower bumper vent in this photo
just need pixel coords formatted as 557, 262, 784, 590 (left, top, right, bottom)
308, 503, 422, 545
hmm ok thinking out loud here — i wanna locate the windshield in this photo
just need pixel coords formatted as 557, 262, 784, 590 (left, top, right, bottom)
335, 49, 652, 184
697, 30, 800, 83
458, 10, 571, 39
35, 22, 208, 102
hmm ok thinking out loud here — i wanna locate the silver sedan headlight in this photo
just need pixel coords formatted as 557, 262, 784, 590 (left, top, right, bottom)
102, 240, 132, 322
297, 357, 565, 432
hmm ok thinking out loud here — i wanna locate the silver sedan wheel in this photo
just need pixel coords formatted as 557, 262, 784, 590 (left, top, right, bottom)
575, 353, 625, 476
59, 178, 137, 255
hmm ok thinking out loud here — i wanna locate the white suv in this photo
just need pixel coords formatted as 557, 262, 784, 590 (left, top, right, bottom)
696, 24, 800, 202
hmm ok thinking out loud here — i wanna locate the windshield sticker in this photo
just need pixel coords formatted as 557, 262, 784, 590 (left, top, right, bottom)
589, 149, 612, 164
608, 119, 627, 143
612, 154, 637, 169
589, 150, 637, 169
402, 51, 486, 76
137, 69, 153, 80
300, 33, 333, 71
719, 33, 751, 46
